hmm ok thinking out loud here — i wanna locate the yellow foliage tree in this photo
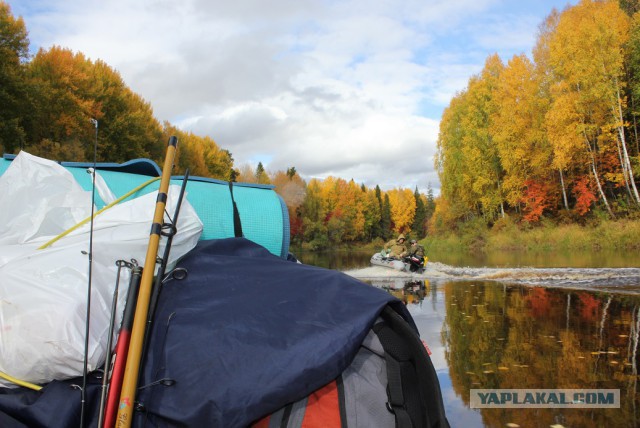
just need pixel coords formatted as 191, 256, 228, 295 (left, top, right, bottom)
547, 0, 635, 215
387, 188, 416, 234
436, 90, 481, 221
162, 123, 233, 180
491, 54, 554, 206
463, 54, 506, 219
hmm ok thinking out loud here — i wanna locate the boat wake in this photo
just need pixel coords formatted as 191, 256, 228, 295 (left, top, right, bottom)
343, 263, 640, 293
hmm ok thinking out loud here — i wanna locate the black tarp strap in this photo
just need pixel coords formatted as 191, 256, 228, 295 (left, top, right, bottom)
228, 181, 243, 237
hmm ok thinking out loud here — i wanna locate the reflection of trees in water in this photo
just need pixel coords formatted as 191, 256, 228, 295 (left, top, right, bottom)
442, 282, 640, 428
291, 250, 372, 270
379, 280, 429, 307
628, 306, 640, 422
431, 248, 640, 269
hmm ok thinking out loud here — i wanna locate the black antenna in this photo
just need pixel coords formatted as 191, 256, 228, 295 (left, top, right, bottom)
80, 118, 98, 428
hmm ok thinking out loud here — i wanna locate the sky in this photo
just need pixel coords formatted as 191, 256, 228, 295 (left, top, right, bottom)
7, 0, 577, 194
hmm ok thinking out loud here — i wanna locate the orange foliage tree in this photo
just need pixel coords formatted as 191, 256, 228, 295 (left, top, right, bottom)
520, 180, 556, 223
572, 176, 598, 216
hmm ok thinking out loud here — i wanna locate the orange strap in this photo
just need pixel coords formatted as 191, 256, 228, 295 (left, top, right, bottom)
301, 380, 342, 428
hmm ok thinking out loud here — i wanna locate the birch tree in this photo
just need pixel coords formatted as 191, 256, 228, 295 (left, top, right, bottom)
533, 9, 570, 210
546, 0, 638, 216
436, 91, 475, 215
491, 54, 555, 217
461, 54, 506, 219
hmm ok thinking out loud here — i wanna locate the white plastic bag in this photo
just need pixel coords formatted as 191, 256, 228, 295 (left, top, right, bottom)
0, 152, 203, 386
0, 152, 93, 245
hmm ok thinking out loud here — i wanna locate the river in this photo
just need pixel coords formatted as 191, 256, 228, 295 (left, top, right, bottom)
294, 248, 640, 428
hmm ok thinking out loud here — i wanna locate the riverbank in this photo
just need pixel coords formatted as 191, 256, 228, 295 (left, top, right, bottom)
291, 218, 640, 257
422, 218, 640, 253
292, 240, 384, 253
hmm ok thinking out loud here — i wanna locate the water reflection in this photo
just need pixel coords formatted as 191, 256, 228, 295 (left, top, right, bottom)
362, 278, 640, 428
307, 250, 640, 427
294, 248, 640, 270
292, 250, 372, 270
369, 279, 428, 306
428, 249, 640, 269
442, 282, 640, 427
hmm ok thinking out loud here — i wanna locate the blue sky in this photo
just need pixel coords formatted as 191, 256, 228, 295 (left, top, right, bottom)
7, 0, 576, 194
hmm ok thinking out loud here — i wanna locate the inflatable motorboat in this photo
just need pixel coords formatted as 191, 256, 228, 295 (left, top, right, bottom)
370, 252, 427, 273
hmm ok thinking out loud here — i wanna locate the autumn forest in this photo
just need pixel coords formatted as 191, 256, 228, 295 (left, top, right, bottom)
0, 1, 437, 249
2, 0, 639, 250
436, 0, 640, 230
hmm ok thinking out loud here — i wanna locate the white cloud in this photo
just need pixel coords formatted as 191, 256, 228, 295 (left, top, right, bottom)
7, 0, 576, 194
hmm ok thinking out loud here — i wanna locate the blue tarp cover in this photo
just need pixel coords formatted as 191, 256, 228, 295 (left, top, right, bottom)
0, 238, 409, 427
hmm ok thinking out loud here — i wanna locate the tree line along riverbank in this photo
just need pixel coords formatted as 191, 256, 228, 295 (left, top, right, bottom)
421, 217, 640, 254
295, 217, 640, 256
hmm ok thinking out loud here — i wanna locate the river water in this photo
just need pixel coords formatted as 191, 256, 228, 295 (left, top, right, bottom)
295, 249, 640, 428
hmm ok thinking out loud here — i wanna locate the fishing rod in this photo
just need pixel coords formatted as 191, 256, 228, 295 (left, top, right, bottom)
140, 169, 190, 367
80, 117, 98, 428
98, 259, 136, 428
116, 136, 178, 428
102, 263, 143, 428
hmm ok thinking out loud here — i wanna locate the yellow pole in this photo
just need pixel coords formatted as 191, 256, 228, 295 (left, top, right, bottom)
115, 136, 178, 427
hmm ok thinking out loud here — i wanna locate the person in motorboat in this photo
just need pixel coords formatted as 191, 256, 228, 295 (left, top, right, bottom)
404, 239, 427, 272
407, 239, 425, 259
382, 233, 408, 259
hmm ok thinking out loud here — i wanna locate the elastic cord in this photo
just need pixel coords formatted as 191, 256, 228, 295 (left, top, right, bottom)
38, 177, 161, 250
